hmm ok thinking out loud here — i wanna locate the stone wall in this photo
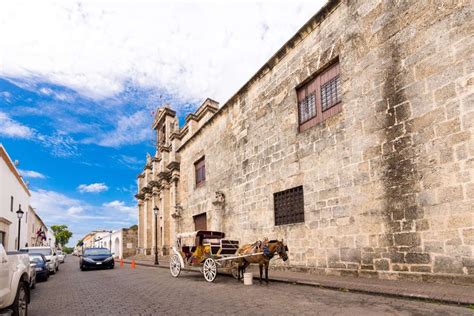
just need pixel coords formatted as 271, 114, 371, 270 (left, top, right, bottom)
172, 0, 473, 281
135, 0, 474, 281
122, 227, 138, 259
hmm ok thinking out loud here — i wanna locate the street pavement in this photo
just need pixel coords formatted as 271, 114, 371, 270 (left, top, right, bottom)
30, 257, 472, 315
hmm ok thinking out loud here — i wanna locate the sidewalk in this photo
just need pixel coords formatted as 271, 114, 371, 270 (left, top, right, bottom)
123, 257, 474, 306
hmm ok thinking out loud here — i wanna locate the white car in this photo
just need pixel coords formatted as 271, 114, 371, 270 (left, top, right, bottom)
57, 250, 65, 263
20, 247, 59, 274
0, 245, 31, 315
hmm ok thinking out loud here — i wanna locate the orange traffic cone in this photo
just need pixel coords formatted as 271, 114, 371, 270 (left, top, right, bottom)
131, 259, 136, 269
120, 258, 124, 268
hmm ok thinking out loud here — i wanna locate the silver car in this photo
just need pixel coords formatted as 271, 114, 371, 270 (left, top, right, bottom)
57, 250, 65, 263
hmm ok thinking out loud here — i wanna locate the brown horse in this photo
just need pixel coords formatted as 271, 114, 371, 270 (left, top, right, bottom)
236, 240, 288, 284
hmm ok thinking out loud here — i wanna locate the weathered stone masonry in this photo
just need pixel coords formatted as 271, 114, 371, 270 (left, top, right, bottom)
137, 0, 474, 282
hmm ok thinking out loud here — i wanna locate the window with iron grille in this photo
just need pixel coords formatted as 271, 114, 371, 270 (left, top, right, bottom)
297, 60, 342, 132
274, 186, 304, 226
298, 94, 316, 124
195, 156, 205, 187
10, 196, 13, 212
321, 75, 341, 111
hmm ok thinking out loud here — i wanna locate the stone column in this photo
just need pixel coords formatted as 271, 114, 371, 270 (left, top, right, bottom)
144, 192, 153, 255
170, 178, 179, 244
137, 199, 144, 254
160, 182, 171, 255
152, 187, 160, 257
211, 191, 225, 231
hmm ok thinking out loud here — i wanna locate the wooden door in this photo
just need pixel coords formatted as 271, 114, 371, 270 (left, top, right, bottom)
193, 213, 207, 231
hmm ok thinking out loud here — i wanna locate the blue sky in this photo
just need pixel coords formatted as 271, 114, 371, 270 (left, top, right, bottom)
0, 0, 325, 246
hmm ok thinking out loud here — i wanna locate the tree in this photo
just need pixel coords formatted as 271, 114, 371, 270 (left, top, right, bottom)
50, 225, 73, 247
62, 246, 74, 254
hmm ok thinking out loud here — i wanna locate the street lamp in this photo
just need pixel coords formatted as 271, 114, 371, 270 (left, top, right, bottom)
109, 231, 112, 252
153, 205, 159, 265
16, 204, 24, 250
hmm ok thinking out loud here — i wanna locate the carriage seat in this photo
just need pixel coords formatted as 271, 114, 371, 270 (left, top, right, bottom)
181, 246, 192, 260
210, 242, 220, 255
219, 239, 239, 256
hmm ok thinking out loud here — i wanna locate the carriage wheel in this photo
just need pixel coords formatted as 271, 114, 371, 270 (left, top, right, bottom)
203, 258, 217, 282
170, 254, 181, 278
231, 262, 239, 279
231, 267, 239, 279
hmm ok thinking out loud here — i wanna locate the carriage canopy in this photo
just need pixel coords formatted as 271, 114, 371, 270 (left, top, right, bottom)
176, 231, 225, 240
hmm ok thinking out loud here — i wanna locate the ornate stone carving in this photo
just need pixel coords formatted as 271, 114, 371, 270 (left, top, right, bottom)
134, 193, 145, 200
211, 191, 225, 231
158, 171, 171, 182
141, 186, 152, 194
171, 205, 183, 219
170, 173, 180, 184
212, 191, 225, 206
148, 180, 160, 189
167, 161, 180, 172
159, 144, 172, 153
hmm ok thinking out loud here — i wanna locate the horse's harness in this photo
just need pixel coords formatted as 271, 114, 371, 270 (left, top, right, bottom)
263, 243, 273, 259
250, 240, 284, 259
262, 242, 284, 259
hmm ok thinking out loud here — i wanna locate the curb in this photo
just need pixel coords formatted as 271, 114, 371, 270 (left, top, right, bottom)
123, 260, 473, 307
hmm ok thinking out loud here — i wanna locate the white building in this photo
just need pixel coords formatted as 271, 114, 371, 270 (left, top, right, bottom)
85, 228, 138, 259
92, 231, 112, 249
27, 206, 48, 247
46, 229, 56, 248
0, 144, 30, 251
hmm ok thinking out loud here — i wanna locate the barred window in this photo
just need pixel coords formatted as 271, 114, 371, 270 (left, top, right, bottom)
298, 94, 316, 124
274, 186, 304, 226
296, 60, 342, 132
321, 75, 341, 111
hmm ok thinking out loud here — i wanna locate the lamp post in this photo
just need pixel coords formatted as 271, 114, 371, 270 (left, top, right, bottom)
109, 231, 112, 252
153, 206, 159, 265
16, 204, 24, 250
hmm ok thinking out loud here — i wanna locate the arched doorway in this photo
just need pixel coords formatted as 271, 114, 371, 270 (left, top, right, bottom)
114, 237, 120, 258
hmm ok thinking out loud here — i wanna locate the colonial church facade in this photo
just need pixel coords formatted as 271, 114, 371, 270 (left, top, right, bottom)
136, 0, 473, 281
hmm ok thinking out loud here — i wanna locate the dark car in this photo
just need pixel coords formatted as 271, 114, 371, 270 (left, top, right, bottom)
80, 248, 114, 270
29, 253, 49, 282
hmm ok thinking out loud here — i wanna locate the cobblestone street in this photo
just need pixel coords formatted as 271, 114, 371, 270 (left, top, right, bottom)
30, 257, 472, 315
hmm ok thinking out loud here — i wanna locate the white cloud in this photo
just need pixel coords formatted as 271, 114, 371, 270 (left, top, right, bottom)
77, 182, 109, 193
83, 111, 152, 147
19, 169, 46, 179
31, 189, 137, 245
36, 133, 78, 157
0, 91, 12, 101
0, 111, 35, 138
31, 189, 90, 221
38, 87, 73, 101
0, 111, 78, 157
0, 0, 327, 103
103, 200, 136, 218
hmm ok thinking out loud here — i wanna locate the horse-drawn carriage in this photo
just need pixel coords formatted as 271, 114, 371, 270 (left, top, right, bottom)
169, 230, 288, 283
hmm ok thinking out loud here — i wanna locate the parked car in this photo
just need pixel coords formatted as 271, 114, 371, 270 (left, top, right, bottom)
0, 245, 31, 315
28, 253, 49, 282
28, 260, 37, 290
57, 250, 65, 263
20, 247, 59, 274
80, 248, 114, 270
